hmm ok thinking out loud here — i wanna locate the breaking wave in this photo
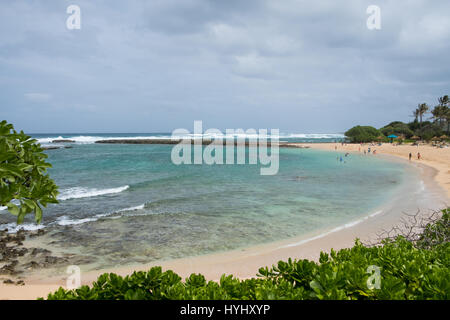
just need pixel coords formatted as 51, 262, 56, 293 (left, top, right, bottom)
58, 186, 129, 201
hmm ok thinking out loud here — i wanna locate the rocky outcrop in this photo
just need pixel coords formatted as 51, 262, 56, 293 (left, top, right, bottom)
42, 146, 61, 150
52, 139, 75, 143
0, 228, 69, 285
42, 146, 73, 150
95, 139, 285, 146
278, 143, 311, 149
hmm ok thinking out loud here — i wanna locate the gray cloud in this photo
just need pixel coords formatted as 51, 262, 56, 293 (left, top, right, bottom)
0, 0, 449, 133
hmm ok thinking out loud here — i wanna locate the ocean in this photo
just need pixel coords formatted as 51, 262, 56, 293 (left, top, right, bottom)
0, 133, 416, 270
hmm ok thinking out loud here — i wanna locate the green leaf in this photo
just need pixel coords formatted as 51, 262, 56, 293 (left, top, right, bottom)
6, 202, 19, 216
35, 203, 43, 224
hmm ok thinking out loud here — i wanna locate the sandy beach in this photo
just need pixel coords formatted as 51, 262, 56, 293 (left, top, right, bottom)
303, 143, 450, 198
1, 142, 449, 300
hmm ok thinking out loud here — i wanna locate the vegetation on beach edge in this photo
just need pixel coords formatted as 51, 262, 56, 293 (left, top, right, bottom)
44, 208, 449, 300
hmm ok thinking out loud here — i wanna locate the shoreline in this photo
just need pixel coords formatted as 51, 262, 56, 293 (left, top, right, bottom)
1, 142, 448, 299
301, 142, 450, 198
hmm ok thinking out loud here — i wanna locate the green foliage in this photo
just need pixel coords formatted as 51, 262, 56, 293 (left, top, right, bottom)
345, 126, 382, 143
416, 209, 449, 250
380, 121, 414, 138
0, 120, 58, 224
45, 209, 450, 300
420, 123, 444, 141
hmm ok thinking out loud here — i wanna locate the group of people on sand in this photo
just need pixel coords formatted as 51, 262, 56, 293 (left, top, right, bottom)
362, 147, 376, 155
335, 143, 423, 162
409, 152, 421, 161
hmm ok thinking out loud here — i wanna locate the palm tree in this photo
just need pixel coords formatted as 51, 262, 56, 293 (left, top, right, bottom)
412, 108, 420, 123
438, 95, 449, 107
437, 95, 449, 133
445, 106, 450, 134
416, 103, 429, 138
431, 105, 446, 128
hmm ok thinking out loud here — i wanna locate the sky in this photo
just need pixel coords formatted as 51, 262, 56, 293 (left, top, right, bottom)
0, 0, 449, 134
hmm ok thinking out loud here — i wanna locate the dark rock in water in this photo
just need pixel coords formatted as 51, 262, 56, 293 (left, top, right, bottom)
30, 248, 52, 257
70, 255, 94, 265
43, 145, 74, 150
52, 139, 75, 143
280, 143, 311, 149
3, 279, 14, 284
16, 248, 28, 257
96, 139, 207, 145
95, 139, 298, 147
44, 255, 67, 265
0, 260, 19, 275
23, 261, 41, 270
42, 146, 61, 150
0, 228, 57, 277
16, 280, 25, 286
28, 229, 47, 238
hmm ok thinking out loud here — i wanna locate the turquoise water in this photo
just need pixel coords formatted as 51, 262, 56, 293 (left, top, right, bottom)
0, 134, 409, 269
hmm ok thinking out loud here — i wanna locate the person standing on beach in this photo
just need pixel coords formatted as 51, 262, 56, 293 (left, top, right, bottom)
417, 152, 421, 160
409, 153, 412, 161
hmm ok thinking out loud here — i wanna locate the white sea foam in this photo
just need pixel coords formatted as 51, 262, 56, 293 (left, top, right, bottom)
54, 203, 146, 226
35, 133, 345, 145
37, 135, 173, 145
56, 216, 98, 226
58, 185, 129, 201
280, 210, 383, 248
0, 222, 45, 233
0, 200, 21, 211
117, 204, 146, 212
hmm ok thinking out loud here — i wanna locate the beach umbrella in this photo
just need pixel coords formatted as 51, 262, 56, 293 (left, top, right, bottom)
431, 136, 440, 141
440, 135, 448, 140
411, 135, 420, 140
387, 134, 397, 143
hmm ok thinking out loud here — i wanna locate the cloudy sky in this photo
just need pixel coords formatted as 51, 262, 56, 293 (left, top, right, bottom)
1, 0, 449, 133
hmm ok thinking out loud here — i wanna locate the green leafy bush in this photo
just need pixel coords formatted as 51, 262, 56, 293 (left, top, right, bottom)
380, 121, 414, 138
0, 120, 58, 224
45, 210, 450, 300
417, 208, 449, 249
345, 126, 382, 143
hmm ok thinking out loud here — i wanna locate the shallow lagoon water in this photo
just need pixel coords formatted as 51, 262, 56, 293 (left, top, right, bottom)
0, 139, 412, 270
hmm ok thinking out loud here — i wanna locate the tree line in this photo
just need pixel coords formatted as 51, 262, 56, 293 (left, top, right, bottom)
346, 95, 450, 143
